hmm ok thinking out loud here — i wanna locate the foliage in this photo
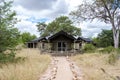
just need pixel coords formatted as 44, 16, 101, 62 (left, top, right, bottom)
103, 47, 120, 65
36, 22, 47, 36
83, 44, 96, 53
70, 0, 120, 48
108, 53, 119, 65
93, 30, 113, 47
99, 46, 115, 54
0, 49, 51, 80
98, 46, 120, 65
97, 30, 113, 47
0, 1, 24, 64
0, 50, 25, 64
93, 30, 120, 48
21, 32, 37, 44
36, 16, 81, 37
116, 48, 120, 54
0, 1, 20, 53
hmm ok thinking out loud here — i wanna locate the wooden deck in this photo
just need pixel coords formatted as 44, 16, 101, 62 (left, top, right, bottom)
41, 50, 82, 56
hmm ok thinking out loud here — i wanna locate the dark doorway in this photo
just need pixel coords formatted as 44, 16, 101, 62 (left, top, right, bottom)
58, 42, 66, 51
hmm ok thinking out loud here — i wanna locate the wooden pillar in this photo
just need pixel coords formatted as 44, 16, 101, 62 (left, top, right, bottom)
33, 43, 35, 48
41, 42, 42, 51
39, 41, 43, 54
48, 40, 50, 53
26, 43, 28, 48
74, 40, 75, 53
79, 41, 82, 51
39, 42, 41, 54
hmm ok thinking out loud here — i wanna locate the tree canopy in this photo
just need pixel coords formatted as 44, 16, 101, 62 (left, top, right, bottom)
70, 0, 120, 48
0, 1, 19, 52
93, 29, 120, 47
21, 32, 37, 44
93, 30, 113, 47
36, 16, 81, 37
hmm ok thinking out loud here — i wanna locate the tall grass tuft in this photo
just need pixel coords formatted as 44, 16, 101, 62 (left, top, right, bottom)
0, 50, 25, 64
0, 49, 51, 80
82, 44, 96, 53
71, 53, 120, 80
99, 46, 115, 54
108, 53, 118, 65
98, 46, 120, 65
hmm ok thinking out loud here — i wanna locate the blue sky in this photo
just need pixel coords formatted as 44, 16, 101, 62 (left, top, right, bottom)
11, 0, 111, 38
26, 17, 49, 23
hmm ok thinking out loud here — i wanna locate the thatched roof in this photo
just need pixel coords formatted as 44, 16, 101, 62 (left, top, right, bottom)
28, 30, 92, 43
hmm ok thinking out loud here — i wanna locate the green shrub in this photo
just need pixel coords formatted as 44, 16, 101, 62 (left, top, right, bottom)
105, 48, 120, 65
116, 48, 120, 54
108, 53, 119, 65
99, 46, 115, 54
83, 44, 96, 53
0, 50, 25, 64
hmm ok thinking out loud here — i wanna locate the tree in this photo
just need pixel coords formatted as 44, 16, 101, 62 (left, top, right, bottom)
36, 22, 47, 36
93, 30, 113, 47
93, 29, 120, 47
70, 0, 120, 48
37, 16, 81, 37
21, 32, 37, 44
0, 1, 20, 53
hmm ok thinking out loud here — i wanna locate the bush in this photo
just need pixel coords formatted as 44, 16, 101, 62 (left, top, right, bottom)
108, 53, 119, 65
0, 50, 25, 64
83, 44, 96, 53
116, 48, 120, 54
100, 47, 120, 65
99, 46, 115, 54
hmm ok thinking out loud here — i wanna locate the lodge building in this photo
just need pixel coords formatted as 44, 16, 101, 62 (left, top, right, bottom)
27, 30, 92, 55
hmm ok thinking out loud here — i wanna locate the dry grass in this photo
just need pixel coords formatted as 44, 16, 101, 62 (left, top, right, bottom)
0, 49, 51, 80
71, 53, 120, 80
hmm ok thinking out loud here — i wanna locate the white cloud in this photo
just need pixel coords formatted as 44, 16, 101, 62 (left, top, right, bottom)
0, 0, 4, 3
66, 0, 83, 12
49, 0, 69, 18
11, 0, 112, 38
15, 20, 39, 37
13, 0, 57, 11
12, 0, 70, 38
80, 20, 112, 37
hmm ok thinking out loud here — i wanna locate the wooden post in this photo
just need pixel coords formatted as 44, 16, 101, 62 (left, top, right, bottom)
48, 40, 50, 53
74, 41, 75, 54
33, 43, 34, 48
39, 41, 41, 53
41, 42, 42, 51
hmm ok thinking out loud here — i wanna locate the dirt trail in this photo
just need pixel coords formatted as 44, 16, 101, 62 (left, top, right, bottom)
53, 57, 73, 80
40, 57, 83, 80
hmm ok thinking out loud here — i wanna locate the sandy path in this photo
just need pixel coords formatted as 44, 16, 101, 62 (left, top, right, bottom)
40, 57, 83, 80
54, 57, 73, 80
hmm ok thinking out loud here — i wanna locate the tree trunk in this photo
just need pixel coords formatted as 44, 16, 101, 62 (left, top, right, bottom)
112, 28, 119, 48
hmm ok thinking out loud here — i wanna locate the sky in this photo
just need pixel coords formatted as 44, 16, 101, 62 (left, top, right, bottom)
10, 0, 112, 38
